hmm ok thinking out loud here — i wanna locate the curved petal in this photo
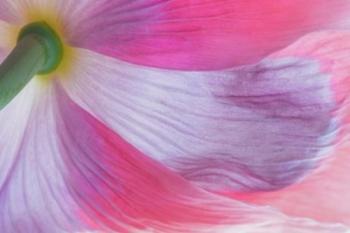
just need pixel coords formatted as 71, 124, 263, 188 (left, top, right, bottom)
62, 48, 339, 192
227, 31, 350, 227
0, 80, 35, 195
68, 0, 350, 70
230, 144, 350, 227
0, 80, 344, 232
2, 0, 350, 70
0, 81, 87, 232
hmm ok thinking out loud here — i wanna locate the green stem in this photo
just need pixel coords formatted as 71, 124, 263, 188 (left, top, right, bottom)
0, 35, 46, 110
0, 21, 63, 110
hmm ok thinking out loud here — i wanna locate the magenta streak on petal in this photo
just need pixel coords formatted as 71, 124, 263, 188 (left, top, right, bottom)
69, 0, 350, 70
55, 84, 251, 231
63, 49, 339, 193
53, 84, 348, 233
0, 71, 347, 233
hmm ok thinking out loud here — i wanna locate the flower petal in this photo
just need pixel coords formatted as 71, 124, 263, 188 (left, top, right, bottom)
228, 30, 350, 227
0, 81, 86, 232
0, 0, 93, 34
0, 80, 35, 195
1, 79, 344, 232
69, 0, 350, 70
62, 48, 339, 192
2, 0, 350, 70
230, 144, 350, 227
0, 20, 16, 54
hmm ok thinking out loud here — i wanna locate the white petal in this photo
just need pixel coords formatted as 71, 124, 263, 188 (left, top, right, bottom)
0, 80, 85, 232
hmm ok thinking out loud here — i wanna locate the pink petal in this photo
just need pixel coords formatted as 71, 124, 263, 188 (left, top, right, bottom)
70, 0, 350, 70
62, 49, 340, 192
1, 80, 344, 232
230, 145, 350, 227
228, 30, 350, 227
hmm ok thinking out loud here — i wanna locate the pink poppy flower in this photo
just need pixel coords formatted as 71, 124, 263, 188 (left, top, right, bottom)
0, 1, 349, 232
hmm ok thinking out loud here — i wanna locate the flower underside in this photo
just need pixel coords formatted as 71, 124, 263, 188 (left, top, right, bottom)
0, 21, 63, 110
0, 1, 350, 232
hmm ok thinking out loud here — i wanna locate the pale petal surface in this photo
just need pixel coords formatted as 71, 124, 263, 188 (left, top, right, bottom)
0, 81, 85, 232
0, 0, 91, 23
231, 144, 350, 227
62, 48, 339, 192
1, 80, 345, 232
228, 31, 350, 227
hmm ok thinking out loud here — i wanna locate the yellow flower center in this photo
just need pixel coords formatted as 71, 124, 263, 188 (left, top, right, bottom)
3, 6, 77, 81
